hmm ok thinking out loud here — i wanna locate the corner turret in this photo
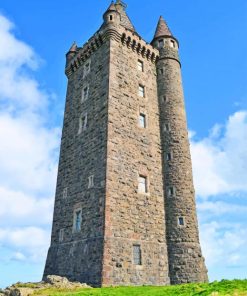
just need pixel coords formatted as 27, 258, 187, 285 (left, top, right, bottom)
66, 42, 78, 68
152, 16, 179, 64
103, 2, 121, 26
154, 16, 208, 284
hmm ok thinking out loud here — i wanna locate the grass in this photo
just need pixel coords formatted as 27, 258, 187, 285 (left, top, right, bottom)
31, 280, 247, 296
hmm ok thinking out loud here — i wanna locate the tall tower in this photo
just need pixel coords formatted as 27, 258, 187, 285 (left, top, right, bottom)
151, 16, 208, 284
43, 1, 208, 287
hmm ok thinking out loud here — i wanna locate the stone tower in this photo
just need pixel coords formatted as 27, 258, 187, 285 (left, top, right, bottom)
43, 0, 208, 287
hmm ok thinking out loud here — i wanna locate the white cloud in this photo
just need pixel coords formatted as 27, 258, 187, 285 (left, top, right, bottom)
198, 200, 247, 216
0, 187, 53, 227
190, 110, 247, 198
191, 110, 247, 279
10, 252, 27, 262
0, 13, 60, 265
0, 114, 59, 195
200, 221, 247, 269
0, 227, 50, 262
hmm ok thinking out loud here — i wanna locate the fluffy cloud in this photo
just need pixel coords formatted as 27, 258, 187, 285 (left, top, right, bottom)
0, 227, 50, 262
0, 13, 60, 265
0, 187, 53, 227
190, 111, 247, 279
200, 221, 247, 269
190, 110, 247, 198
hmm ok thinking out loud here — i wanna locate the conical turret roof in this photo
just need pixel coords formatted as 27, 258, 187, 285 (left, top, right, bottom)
153, 16, 172, 39
106, 1, 117, 12
68, 42, 77, 53
115, 1, 135, 32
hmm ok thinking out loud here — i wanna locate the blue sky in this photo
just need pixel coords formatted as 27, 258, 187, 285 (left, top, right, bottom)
0, 0, 246, 289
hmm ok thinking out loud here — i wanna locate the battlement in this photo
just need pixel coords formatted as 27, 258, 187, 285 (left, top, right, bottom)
65, 26, 159, 77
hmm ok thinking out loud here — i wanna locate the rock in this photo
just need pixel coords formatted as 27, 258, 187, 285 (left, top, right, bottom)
44, 275, 91, 288
3, 288, 34, 296
2, 276, 91, 296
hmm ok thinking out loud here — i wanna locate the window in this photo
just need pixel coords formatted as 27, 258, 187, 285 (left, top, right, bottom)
109, 15, 113, 21
158, 39, 164, 47
83, 60, 91, 77
164, 123, 171, 132
137, 59, 144, 72
163, 95, 168, 103
82, 86, 89, 102
138, 85, 145, 97
62, 187, 68, 199
166, 152, 172, 161
159, 68, 164, 75
170, 40, 176, 48
167, 186, 175, 197
73, 209, 82, 232
178, 217, 185, 226
78, 113, 88, 134
133, 245, 142, 265
88, 175, 94, 189
138, 175, 147, 194
59, 228, 64, 242
139, 113, 146, 128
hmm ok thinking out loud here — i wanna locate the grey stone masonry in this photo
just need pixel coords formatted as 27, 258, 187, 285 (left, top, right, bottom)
43, 0, 208, 287
152, 31, 208, 284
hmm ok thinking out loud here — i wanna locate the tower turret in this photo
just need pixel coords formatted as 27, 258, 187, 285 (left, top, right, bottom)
103, 2, 121, 26
66, 42, 78, 68
152, 16, 208, 284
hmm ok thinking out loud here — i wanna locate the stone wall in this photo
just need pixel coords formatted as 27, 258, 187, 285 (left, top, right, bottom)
156, 38, 208, 283
43, 40, 111, 287
101, 37, 170, 286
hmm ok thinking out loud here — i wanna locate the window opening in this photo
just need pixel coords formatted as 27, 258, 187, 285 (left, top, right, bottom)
133, 245, 142, 265
138, 85, 145, 97
139, 113, 146, 128
138, 175, 147, 193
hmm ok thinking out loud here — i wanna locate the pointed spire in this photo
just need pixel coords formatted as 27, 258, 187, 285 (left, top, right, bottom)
115, 0, 135, 32
153, 16, 172, 39
106, 1, 117, 12
68, 42, 77, 53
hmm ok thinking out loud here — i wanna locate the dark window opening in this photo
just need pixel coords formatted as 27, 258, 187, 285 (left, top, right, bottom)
133, 245, 142, 265
178, 217, 185, 226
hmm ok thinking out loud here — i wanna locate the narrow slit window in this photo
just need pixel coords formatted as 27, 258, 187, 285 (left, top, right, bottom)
62, 187, 68, 199
170, 40, 176, 48
166, 152, 172, 161
78, 113, 88, 134
163, 95, 168, 103
168, 186, 175, 197
59, 228, 64, 242
138, 175, 147, 193
88, 175, 94, 189
82, 86, 89, 102
133, 245, 142, 265
164, 123, 171, 132
138, 85, 145, 97
178, 217, 185, 226
109, 15, 113, 21
158, 39, 164, 47
84, 60, 91, 77
139, 113, 146, 128
159, 68, 164, 75
137, 60, 144, 72
74, 209, 82, 232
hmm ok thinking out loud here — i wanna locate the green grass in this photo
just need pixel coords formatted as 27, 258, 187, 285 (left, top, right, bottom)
32, 280, 247, 296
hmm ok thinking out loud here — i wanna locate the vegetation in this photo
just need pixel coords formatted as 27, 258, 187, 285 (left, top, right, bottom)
32, 280, 247, 296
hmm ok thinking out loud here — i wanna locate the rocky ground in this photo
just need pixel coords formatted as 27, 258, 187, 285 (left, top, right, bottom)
0, 275, 91, 296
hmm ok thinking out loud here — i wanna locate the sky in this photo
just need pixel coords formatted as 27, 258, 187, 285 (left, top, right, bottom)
0, 0, 246, 289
